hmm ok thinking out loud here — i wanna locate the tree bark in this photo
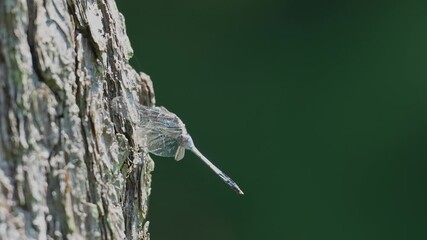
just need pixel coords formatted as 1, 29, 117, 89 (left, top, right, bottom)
0, 0, 154, 239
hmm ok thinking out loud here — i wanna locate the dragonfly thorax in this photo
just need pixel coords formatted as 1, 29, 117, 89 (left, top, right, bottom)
179, 133, 195, 150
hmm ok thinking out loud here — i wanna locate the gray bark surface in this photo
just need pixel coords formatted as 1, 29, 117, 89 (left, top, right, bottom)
0, 0, 154, 239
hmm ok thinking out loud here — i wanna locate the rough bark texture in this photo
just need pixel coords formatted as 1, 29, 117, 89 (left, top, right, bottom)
0, 0, 155, 239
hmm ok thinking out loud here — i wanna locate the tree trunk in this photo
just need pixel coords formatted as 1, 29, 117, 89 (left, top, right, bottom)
0, 0, 154, 239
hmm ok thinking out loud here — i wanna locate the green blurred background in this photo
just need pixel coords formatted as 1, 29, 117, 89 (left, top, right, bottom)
117, 1, 427, 239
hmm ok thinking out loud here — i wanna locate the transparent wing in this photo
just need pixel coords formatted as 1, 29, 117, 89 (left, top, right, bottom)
111, 97, 182, 130
137, 106, 185, 135
139, 106, 185, 157
145, 128, 180, 157
112, 96, 188, 157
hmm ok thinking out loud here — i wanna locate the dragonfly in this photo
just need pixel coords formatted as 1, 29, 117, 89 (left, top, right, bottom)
112, 96, 244, 195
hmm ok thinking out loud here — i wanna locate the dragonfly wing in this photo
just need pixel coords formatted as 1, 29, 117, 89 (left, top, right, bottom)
145, 129, 180, 157
114, 98, 189, 160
